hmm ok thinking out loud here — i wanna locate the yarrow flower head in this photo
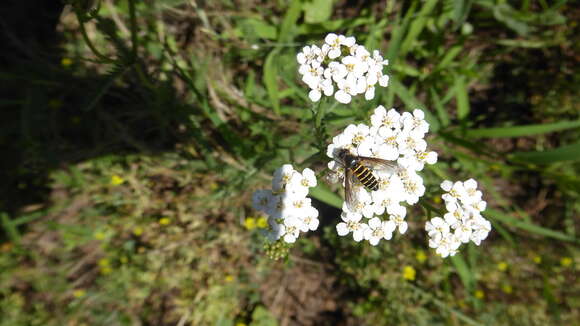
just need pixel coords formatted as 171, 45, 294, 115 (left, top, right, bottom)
297, 33, 390, 104
426, 179, 491, 258
327, 106, 438, 246
252, 165, 319, 245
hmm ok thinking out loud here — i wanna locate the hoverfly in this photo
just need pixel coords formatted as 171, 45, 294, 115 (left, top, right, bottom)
334, 148, 399, 211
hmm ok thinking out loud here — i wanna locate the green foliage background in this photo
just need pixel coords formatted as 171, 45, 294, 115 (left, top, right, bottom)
0, 0, 578, 325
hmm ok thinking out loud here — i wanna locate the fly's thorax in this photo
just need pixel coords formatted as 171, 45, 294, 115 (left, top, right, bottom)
348, 157, 359, 169
336, 148, 357, 168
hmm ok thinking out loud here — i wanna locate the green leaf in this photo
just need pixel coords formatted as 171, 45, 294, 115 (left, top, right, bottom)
488, 218, 516, 245
263, 49, 281, 114
386, 3, 416, 63
400, 0, 438, 56
309, 183, 343, 209
486, 208, 577, 242
510, 142, 580, 164
434, 45, 463, 72
454, 75, 470, 120
238, 18, 277, 40
278, 0, 302, 43
298, 17, 371, 35
391, 62, 421, 77
430, 87, 450, 127
466, 120, 580, 138
497, 38, 562, 48
251, 306, 278, 326
492, 3, 530, 36
409, 284, 484, 326
1, 213, 20, 242
452, 0, 473, 27
12, 210, 45, 226
303, 0, 333, 24
451, 253, 475, 292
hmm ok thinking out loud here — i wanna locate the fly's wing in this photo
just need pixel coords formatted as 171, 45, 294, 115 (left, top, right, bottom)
344, 168, 362, 212
357, 156, 399, 174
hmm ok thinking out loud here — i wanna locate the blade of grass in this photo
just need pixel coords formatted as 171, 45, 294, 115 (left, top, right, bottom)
364, 16, 388, 50
12, 210, 46, 226
450, 253, 475, 293
455, 75, 470, 120
510, 141, 580, 164
278, 0, 302, 43
488, 217, 516, 245
433, 45, 463, 72
466, 120, 580, 138
386, 2, 416, 63
400, 0, 438, 56
1, 213, 20, 243
263, 49, 281, 114
452, 0, 474, 28
430, 87, 450, 127
486, 208, 578, 243
409, 284, 484, 326
497, 38, 562, 48
309, 183, 343, 209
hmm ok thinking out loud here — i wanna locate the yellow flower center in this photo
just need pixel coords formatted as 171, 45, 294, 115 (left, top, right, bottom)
347, 221, 360, 231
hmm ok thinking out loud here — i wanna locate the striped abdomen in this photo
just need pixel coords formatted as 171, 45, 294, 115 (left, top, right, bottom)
351, 163, 379, 191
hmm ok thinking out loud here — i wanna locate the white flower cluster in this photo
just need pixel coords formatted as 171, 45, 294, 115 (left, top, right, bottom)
328, 106, 438, 245
425, 179, 492, 258
252, 165, 320, 244
297, 33, 390, 104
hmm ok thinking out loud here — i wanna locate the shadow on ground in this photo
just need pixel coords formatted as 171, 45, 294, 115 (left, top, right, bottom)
0, 1, 203, 216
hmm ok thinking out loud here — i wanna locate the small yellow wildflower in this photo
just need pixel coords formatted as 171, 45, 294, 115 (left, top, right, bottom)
209, 182, 219, 191
1, 242, 13, 252
560, 257, 572, 267
256, 216, 268, 229
402, 265, 416, 281
132, 226, 143, 236
98, 258, 109, 267
533, 256, 542, 264
244, 217, 256, 230
110, 175, 125, 186
489, 164, 501, 171
235, 323, 247, 326
100, 266, 112, 275
415, 250, 427, 264
501, 284, 513, 294
94, 232, 106, 240
225, 275, 234, 283
61, 57, 73, 67
48, 99, 62, 109
159, 217, 170, 225
120, 256, 128, 264
73, 289, 86, 298
474, 290, 485, 299
433, 196, 442, 204
497, 262, 508, 272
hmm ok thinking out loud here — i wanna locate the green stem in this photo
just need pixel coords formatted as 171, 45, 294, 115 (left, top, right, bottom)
310, 100, 327, 153
74, 7, 114, 63
408, 283, 484, 326
128, 0, 138, 60
420, 201, 445, 216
